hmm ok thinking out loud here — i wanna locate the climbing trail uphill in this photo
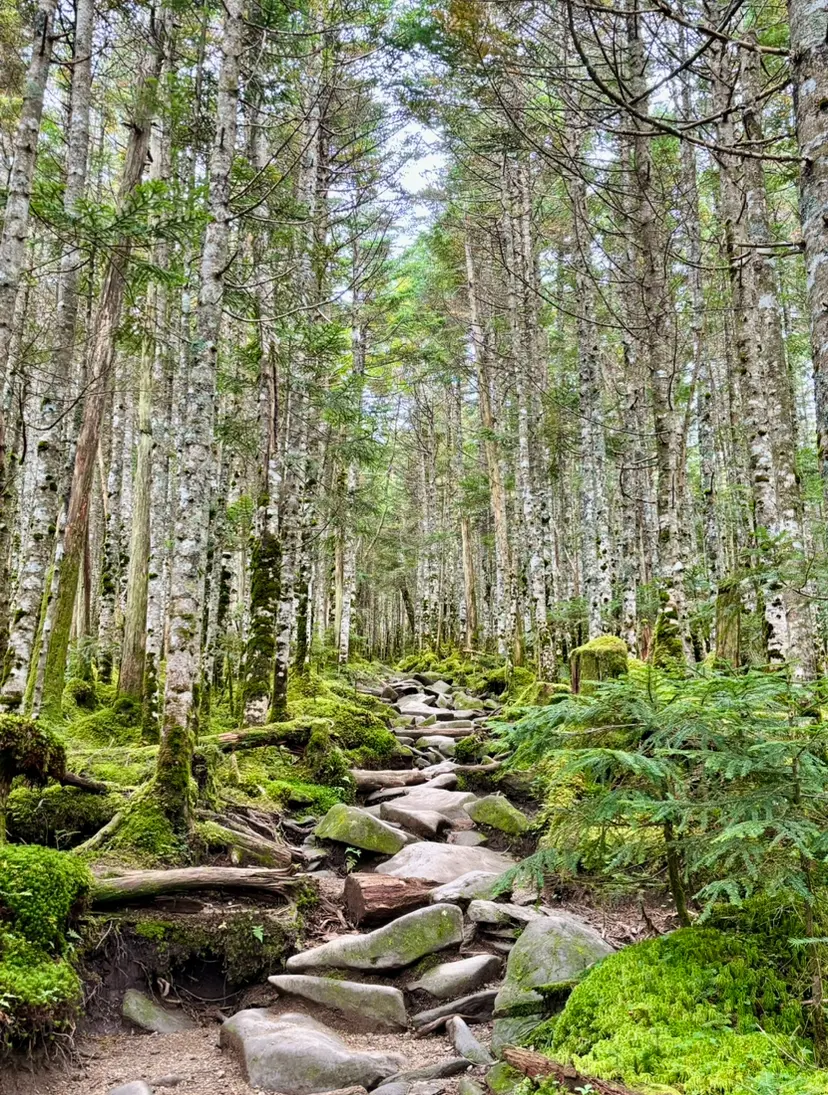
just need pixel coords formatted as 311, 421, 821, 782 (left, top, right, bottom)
9, 673, 615, 1095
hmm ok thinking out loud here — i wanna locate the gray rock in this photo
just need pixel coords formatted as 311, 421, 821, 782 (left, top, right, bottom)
408, 954, 502, 999
424, 772, 458, 790
382, 787, 476, 820
373, 1085, 410, 1095
490, 1016, 544, 1055
108, 1085, 153, 1095
382, 685, 400, 701
410, 1084, 446, 1095
420, 714, 438, 728
449, 832, 487, 847
484, 1061, 522, 1093
447, 1017, 495, 1066
467, 900, 544, 925
268, 974, 407, 1030
429, 871, 502, 904
380, 801, 452, 838
412, 990, 498, 1030
464, 796, 529, 836
220, 1010, 406, 1094
384, 1060, 472, 1083
286, 903, 463, 971
378, 843, 515, 884
152, 1078, 184, 1088
436, 709, 479, 721
494, 914, 613, 1018
459, 1079, 486, 1095
121, 990, 195, 1034
425, 680, 453, 696
415, 735, 457, 756
315, 805, 415, 855
435, 694, 453, 709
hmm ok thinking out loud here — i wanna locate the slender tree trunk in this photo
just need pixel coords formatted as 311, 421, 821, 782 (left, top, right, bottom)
157, 0, 244, 828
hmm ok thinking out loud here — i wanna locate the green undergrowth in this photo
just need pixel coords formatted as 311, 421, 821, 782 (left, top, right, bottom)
8, 785, 123, 847
0, 846, 91, 1050
537, 927, 828, 1095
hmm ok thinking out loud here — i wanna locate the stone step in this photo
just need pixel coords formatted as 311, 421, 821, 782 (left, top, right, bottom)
268, 974, 407, 1030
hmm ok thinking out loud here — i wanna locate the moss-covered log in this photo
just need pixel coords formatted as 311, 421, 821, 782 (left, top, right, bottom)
501, 1048, 640, 1095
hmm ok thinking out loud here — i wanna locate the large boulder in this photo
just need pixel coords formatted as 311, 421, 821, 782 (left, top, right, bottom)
464, 796, 529, 836
491, 914, 614, 1053
286, 903, 463, 971
315, 804, 415, 855
122, 989, 195, 1034
408, 954, 502, 999
377, 843, 515, 884
268, 974, 407, 1030
221, 1010, 406, 1093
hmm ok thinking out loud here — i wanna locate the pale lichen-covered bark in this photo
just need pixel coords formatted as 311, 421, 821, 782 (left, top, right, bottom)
160, 0, 244, 818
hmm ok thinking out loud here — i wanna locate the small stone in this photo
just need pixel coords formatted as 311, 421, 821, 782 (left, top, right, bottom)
153, 1078, 185, 1089
122, 990, 195, 1034
425, 680, 452, 696
459, 1079, 486, 1095
107, 1085, 153, 1095
415, 735, 457, 756
411, 989, 499, 1030
464, 796, 529, 836
467, 900, 544, 925
373, 1084, 410, 1095
484, 1062, 522, 1094
424, 772, 458, 789
447, 1016, 495, 1065
449, 831, 487, 847
410, 1083, 446, 1095
429, 871, 502, 904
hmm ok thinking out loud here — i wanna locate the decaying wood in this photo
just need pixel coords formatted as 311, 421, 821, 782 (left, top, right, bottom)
199, 818, 292, 869
344, 872, 432, 926
91, 866, 298, 905
212, 727, 299, 752
501, 1047, 642, 1095
73, 811, 123, 855
59, 771, 111, 794
350, 768, 427, 791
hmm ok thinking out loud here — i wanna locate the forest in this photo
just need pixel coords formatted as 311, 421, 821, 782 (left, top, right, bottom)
1, 0, 828, 1092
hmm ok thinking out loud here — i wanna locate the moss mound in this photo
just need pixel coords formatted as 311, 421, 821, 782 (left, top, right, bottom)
545, 928, 825, 1095
8, 785, 122, 847
0, 846, 91, 1049
569, 636, 628, 693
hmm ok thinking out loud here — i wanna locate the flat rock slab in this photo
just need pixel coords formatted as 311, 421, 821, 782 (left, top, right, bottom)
412, 990, 499, 1031
408, 954, 502, 999
465, 796, 529, 836
447, 1016, 495, 1065
416, 736, 457, 755
221, 1010, 406, 1094
286, 903, 463, 971
268, 974, 407, 1030
315, 804, 414, 855
430, 872, 503, 904
467, 900, 545, 925
378, 843, 515, 884
381, 801, 452, 838
449, 832, 487, 847
390, 787, 477, 819
423, 772, 458, 789
436, 710, 480, 721
493, 914, 614, 1017
122, 989, 195, 1034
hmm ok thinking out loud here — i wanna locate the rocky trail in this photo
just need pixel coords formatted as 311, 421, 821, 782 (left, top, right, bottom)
8, 674, 615, 1095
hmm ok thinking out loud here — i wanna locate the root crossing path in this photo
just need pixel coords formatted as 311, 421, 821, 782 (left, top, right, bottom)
8, 673, 614, 1095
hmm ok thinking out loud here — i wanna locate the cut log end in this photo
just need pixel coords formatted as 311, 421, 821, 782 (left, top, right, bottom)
344, 872, 432, 926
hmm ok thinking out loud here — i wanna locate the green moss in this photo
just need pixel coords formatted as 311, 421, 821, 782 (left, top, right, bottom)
652, 607, 686, 668
110, 792, 186, 864
66, 697, 142, 746
454, 734, 486, 763
8, 785, 122, 847
0, 846, 91, 1048
266, 779, 345, 813
569, 636, 628, 694
547, 928, 824, 1095
304, 726, 354, 794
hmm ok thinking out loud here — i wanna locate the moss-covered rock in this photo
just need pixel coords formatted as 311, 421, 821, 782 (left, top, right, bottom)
465, 794, 529, 835
315, 803, 411, 855
0, 846, 91, 1048
547, 928, 824, 1095
569, 636, 627, 694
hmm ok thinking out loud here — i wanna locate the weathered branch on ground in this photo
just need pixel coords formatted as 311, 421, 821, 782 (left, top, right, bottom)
199, 817, 292, 869
59, 771, 113, 794
91, 866, 299, 905
73, 811, 124, 855
501, 1047, 642, 1095
210, 727, 298, 752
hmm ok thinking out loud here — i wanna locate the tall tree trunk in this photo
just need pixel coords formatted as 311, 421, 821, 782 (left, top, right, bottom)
157, 0, 244, 829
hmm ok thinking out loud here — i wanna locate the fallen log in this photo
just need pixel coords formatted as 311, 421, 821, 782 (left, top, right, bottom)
350, 768, 427, 791
344, 872, 432, 927
199, 819, 292, 869
91, 866, 298, 905
211, 727, 297, 752
59, 771, 112, 794
501, 1047, 642, 1095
